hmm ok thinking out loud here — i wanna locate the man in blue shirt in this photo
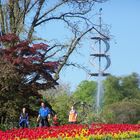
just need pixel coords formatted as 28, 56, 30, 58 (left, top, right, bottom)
37, 102, 51, 127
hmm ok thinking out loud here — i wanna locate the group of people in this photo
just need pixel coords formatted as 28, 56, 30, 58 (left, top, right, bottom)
19, 102, 78, 128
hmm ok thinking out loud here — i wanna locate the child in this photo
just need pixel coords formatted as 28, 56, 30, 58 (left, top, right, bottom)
52, 114, 59, 126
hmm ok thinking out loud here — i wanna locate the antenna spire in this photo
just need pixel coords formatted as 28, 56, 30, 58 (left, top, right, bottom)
90, 8, 111, 113
99, 8, 102, 33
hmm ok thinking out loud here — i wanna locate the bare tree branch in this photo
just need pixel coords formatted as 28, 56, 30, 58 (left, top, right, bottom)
35, 11, 92, 27
65, 62, 90, 73
28, 0, 45, 40
54, 26, 95, 80
0, 0, 109, 84
37, 1, 66, 21
26, 0, 39, 14
45, 44, 67, 60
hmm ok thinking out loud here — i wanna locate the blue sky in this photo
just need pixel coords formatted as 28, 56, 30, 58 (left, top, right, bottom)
37, 0, 140, 91
58, 0, 140, 91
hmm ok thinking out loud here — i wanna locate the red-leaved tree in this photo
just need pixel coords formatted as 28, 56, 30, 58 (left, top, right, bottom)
0, 33, 59, 91
0, 33, 59, 124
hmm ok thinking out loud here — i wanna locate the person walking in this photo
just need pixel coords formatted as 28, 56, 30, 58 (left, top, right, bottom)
37, 102, 51, 127
19, 107, 29, 128
68, 106, 77, 124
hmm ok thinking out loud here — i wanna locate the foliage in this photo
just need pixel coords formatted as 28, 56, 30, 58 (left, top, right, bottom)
0, 33, 59, 127
103, 75, 124, 106
52, 93, 71, 124
0, 33, 59, 90
102, 73, 140, 123
120, 73, 140, 99
71, 80, 97, 123
40, 82, 96, 124
71, 81, 96, 123
72, 80, 97, 104
102, 99, 140, 124
0, 59, 22, 129
39, 85, 73, 124
103, 73, 140, 106
70, 74, 140, 124
38, 73, 140, 124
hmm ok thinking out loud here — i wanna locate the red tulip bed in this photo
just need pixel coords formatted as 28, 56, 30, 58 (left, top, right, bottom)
0, 124, 140, 140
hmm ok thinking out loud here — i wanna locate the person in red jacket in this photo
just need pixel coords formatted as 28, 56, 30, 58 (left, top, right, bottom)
52, 114, 59, 126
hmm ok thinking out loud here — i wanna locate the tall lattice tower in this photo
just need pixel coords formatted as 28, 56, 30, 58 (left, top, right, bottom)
90, 8, 111, 112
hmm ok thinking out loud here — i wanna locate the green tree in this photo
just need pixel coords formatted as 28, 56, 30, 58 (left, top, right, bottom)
72, 80, 97, 105
103, 73, 140, 106
40, 80, 97, 124
120, 73, 140, 99
52, 93, 71, 124
72, 80, 97, 123
40, 84, 72, 124
0, 59, 22, 129
103, 75, 123, 106
102, 99, 140, 123
102, 73, 140, 124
